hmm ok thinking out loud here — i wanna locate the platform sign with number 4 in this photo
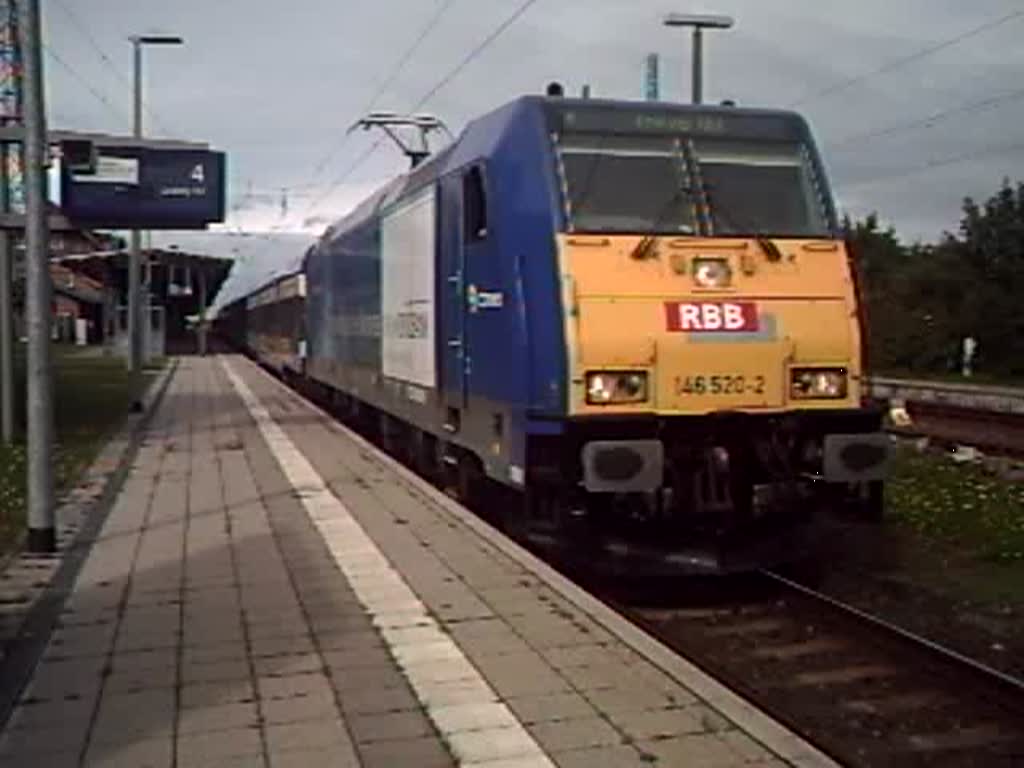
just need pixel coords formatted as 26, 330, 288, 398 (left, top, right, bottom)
60, 147, 226, 229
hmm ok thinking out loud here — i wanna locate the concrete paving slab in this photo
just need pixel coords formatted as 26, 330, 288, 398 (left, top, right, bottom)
504, 692, 599, 725
446, 726, 551, 764
178, 701, 261, 734
85, 736, 174, 768
347, 709, 435, 743
356, 735, 455, 768
260, 690, 339, 725
527, 715, 623, 753
429, 700, 520, 733
176, 727, 263, 762
268, 747, 357, 768
0, 719, 90, 757
548, 744, 652, 768
264, 718, 353, 752
257, 671, 334, 701
638, 731, 752, 766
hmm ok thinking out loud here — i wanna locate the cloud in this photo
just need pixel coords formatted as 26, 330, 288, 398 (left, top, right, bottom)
47, 0, 1024, 257
223, 179, 390, 236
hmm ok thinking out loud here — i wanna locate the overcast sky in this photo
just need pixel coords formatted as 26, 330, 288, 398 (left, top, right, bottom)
44, 0, 1024, 246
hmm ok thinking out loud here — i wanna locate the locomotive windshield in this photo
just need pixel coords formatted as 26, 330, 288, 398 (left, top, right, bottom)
693, 140, 829, 237
558, 135, 697, 234
552, 106, 834, 237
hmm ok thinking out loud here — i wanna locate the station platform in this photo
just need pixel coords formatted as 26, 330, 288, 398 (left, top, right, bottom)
0, 356, 835, 768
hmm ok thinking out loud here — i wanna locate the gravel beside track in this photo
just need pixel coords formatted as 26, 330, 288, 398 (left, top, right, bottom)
607, 571, 1024, 767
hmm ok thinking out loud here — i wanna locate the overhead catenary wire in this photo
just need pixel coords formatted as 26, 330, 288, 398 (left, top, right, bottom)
279, 140, 382, 232
238, 0, 459, 238
302, 0, 458, 186
43, 42, 128, 124
301, 0, 541, 223
838, 138, 1024, 190
828, 83, 1024, 152
51, 0, 173, 134
411, 0, 540, 112
790, 8, 1024, 108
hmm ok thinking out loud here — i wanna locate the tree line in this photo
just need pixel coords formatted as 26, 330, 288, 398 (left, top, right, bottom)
847, 179, 1024, 378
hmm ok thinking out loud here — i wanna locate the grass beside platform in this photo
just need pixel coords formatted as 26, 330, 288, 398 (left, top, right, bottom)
886, 445, 1024, 601
0, 346, 159, 557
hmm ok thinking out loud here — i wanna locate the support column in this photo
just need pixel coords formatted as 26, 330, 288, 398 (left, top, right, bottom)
18, 0, 54, 552
0, 142, 12, 442
198, 264, 207, 356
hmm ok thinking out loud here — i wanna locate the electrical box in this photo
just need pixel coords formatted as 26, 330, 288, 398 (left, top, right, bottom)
61, 139, 97, 175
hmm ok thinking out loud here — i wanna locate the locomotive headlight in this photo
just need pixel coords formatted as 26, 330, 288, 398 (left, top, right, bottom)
692, 258, 732, 288
790, 367, 848, 400
586, 371, 649, 405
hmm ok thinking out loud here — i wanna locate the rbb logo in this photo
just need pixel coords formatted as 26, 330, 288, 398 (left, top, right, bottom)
665, 301, 759, 333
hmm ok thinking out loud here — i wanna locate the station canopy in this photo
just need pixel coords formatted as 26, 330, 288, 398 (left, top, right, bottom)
52, 229, 316, 317
149, 231, 315, 315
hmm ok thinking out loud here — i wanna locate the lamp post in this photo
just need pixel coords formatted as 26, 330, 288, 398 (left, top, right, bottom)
128, 34, 182, 373
663, 13, 734, 105
19, 0, 53, 551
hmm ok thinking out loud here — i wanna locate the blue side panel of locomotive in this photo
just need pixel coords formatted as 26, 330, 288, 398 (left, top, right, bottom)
431, 97, 568, 418
303, 97, 570, 480
479, 99, 567, 417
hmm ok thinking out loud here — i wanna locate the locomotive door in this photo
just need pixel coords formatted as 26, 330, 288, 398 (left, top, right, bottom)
439, 174, 468, 408
439, 166, 493, 419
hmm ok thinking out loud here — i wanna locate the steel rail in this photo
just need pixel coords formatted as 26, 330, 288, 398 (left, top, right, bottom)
761, 568, 1024, 695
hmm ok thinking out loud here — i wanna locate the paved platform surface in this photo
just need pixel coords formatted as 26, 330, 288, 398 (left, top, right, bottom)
0, 356, 836, 767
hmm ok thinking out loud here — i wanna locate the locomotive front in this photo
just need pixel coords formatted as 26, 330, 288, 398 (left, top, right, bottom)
537, 101, 888, 570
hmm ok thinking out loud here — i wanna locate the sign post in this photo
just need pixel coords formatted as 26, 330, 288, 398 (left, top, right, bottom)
0, 142, 12, 443
645, 53, 660, 101
663, 13, 735, 105
19, 0, 55, 552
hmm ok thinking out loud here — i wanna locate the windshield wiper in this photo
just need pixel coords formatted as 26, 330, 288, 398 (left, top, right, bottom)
564, 136, 608, 224
628, 185, 697, 261
703, 186, 784, 262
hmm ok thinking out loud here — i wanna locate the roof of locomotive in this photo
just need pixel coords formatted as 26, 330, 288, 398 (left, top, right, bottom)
314, 95, 817, 251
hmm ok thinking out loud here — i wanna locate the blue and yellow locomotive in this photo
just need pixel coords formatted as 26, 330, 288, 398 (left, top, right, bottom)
229, 93, 889, 572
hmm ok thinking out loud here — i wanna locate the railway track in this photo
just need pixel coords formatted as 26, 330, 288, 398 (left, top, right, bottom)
889, 400, 1024, 459
604, 569, 1024, 768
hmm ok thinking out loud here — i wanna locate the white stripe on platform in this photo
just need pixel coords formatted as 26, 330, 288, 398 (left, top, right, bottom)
223, 359, 555, 768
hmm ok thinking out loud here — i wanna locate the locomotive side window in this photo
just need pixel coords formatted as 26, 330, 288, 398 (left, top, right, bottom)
463, 166, 488, 241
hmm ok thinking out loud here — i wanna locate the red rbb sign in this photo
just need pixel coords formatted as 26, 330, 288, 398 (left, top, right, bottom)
665, 301, 759, 332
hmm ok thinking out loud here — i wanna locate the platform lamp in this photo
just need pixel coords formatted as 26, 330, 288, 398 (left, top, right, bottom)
663, 13, 734, 105
127, 34, 183, 376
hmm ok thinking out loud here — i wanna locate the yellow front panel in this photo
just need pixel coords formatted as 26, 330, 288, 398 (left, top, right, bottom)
559, 235, 862, 416
653, 334, 789, 411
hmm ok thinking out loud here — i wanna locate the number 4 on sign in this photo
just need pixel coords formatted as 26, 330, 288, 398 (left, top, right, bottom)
190, 164, 205, 183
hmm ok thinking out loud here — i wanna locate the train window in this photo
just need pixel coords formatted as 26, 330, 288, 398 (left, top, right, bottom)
557, 135, 696, 234
463, 167, 488, 241
692, 140, 829, 237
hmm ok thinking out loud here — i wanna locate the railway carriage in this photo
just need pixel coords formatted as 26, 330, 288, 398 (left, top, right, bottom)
261, 94, 889, 572
219, 270, 307, 378
245, 271, 307, 378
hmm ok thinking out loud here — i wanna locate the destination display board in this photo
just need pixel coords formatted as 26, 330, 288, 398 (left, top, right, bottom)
548, 103, 806, 142
60, 147, 226, 229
